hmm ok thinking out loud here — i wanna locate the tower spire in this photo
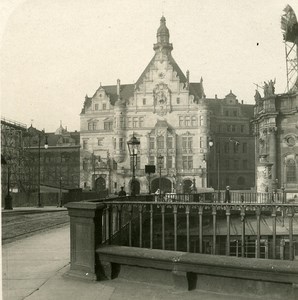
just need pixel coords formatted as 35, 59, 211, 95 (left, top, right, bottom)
153, 16, 173, 54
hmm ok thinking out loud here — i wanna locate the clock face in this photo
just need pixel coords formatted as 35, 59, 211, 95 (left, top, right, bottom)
158, 72, 165, 79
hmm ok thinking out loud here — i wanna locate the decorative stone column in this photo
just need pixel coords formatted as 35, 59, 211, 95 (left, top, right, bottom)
268, 126, 277, 188
256, 155, 273, 197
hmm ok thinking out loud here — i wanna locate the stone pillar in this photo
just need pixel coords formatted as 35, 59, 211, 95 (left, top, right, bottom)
256, 155, 273, 199
268, 127, 277, 188
65, 201, 105, 281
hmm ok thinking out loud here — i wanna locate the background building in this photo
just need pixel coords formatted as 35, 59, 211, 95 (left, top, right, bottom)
80, 16, 255, 194
207, 92, 255, 190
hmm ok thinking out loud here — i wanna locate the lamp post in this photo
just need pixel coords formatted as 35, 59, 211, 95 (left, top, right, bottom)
127, 133, 140, 196
38, 133, 48, 207
203, 139, 214, 188
4, 156, 12, 210
157, 155, 164, 199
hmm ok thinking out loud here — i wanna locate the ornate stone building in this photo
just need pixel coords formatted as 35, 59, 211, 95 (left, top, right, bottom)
252, 83, 298, 193
80, 16, 255, 194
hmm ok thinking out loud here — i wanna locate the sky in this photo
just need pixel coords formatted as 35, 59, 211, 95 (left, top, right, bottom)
1, 0, 297, 132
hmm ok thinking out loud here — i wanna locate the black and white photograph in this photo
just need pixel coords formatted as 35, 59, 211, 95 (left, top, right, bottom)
1, 0, 298, 299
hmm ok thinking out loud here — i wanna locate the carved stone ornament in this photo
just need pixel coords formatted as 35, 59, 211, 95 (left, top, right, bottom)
153, 83, 171, 116
285, 135, 296, 147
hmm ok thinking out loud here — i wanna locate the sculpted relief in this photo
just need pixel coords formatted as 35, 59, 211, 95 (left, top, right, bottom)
153, 83, 172, 115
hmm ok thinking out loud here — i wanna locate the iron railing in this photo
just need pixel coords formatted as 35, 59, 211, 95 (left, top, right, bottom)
99, 195, 298, 261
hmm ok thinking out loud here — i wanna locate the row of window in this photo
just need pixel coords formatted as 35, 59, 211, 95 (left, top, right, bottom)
142, 97, 183, 105
217, 124, 246, 133
93, 103, 107, 111
179, 116, 205, 127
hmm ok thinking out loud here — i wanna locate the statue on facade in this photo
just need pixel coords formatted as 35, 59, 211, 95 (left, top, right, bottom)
263, 81, 269, 97
263, 79, 275, 97
254, 90, 262, 104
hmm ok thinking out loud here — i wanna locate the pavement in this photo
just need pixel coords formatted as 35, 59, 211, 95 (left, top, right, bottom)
1, 207, 258, 300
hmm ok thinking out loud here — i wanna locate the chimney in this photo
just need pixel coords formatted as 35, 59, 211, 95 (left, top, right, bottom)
241, 100, 243, 104
215, 94, 217, 99
117, 79, 120, 98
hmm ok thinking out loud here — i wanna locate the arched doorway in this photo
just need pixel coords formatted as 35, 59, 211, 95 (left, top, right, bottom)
183, 179, 192, 194
95, 176, 106, 193
151, 177, 172, 193
130, 179, 140, 195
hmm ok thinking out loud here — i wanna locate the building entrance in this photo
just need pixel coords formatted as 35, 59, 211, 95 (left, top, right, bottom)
95, 176, 106, 193
183, 179, 192, 193
151, 177, 172, 193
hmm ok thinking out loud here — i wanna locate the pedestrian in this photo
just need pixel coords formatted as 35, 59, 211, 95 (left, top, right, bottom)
118, 186, 126, 197
225, 186, 231, 203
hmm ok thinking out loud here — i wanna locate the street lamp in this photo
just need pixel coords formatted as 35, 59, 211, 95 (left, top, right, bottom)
38, 133, 48, 207
203, 139, 214, 188
157, 155, 164, 199
127, 133, 140, 196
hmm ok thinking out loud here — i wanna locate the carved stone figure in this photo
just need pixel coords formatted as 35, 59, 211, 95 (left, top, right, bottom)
254, 90, 262, 103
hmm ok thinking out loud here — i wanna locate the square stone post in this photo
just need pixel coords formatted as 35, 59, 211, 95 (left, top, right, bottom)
65, 201, 105, 280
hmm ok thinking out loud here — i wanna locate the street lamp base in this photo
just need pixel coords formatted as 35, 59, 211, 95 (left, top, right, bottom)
4, 194, 13, 210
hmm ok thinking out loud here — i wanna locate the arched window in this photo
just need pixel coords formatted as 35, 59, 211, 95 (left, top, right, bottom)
286, 159, 296, 183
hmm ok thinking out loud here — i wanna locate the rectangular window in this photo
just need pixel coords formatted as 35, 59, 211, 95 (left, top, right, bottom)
149, 137, 155, 149
241, 125, 245, 133
95, 104, 99, 110
224, 142, 229, 153
119, 138, 124, 150
102, 103, 106, 110
157, 136, 164, 149
167, 136, 173, 149
243, 142, 247, 153
83, 160, 88, 171
104, 122, 112, 130
227, 125, 231, 132
185, 116, 190, 126
179, 116, 184, 127
243, 160, 248, 169
233, 110, 237, 117
93, 123, 97, 130
191, 116, 197, 127
88, 123, 92, 131
234, 143, 239, 153
120, 117, 124, 129
133, 117, 138, 128
83, 139, 88, 150
167, 156, 173, 169
200, 137, 203, 148
225, 110, 229, 116
113, 138, 116, 150
182, 156, 193, 170
149, 156, 155, 165
182, 137, 193, 149
127, 117, 132, 128
139, 117, 144, 128
98, 138, 103, 146
232, 125, 236, 132
176, 97, 180, 104
234, 160, 239, 170
143, 98, 146, 105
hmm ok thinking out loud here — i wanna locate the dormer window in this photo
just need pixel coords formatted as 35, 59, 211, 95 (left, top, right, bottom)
103, 103, 107, 110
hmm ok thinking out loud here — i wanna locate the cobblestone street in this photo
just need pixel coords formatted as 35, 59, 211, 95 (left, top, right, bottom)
2, 210, 69, 243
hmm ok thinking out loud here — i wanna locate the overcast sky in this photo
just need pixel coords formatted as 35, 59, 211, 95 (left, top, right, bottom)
1, 0, 297, 132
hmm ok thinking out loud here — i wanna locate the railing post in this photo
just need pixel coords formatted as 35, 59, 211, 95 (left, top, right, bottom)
288, 207, 294, 261
139, 205, 143, 248
198, 206, 203, 253
173, 205, 178, 251
226, 206, 231, 256
186, 205, 190, 252
272, 206, 277, 259
161, 205, 165, 250
66, 201, 105, 281
256, 207, 261, 258
150, 204, 153, 249
212, 206, 217, 255
240, 206, 246, 258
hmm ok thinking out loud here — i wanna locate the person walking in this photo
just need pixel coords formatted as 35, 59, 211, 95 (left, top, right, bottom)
225, 186, 231, 203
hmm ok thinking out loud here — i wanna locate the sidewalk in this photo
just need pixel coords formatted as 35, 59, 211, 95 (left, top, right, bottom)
2, 206, 67, 214
2, 225, 256, 300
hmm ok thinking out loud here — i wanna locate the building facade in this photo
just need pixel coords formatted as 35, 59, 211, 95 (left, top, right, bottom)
252, 85, 298, 193
80, 17, 255, 194
207, 92, 255, 190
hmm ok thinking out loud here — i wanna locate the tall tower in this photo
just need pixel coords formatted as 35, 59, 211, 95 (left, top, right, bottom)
281, 5, 298, 92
